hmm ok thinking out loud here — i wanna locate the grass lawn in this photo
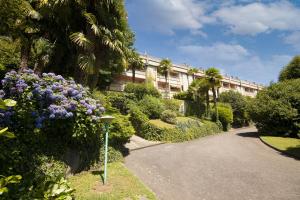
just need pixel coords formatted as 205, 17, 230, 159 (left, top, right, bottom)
176, 116, 194, 123
260, 136, 300, 158
68, 162, 157, 200
149, 119, 175, 129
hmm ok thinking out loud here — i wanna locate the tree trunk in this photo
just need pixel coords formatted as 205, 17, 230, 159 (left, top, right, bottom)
164, 73, 168, 98
206, 90, 210, 117
212, 87, 218, 121
34, 58, 44, 75
20, 39, 31, 70
88, 73, 99, 91
217, 87, 220, 99
132, 67, 136, 83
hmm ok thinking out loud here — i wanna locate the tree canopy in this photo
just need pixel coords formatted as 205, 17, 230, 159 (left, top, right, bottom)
279, 55, 300, 82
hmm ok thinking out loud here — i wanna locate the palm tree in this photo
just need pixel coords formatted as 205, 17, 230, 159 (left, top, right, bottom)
158, 59, 172, 97
0, 0, 43, 70
205, 67, 223, 121
189, 78, 211, 117
70, 10, 128, 89
187, 68, 199, 81
127, 50, 144, 83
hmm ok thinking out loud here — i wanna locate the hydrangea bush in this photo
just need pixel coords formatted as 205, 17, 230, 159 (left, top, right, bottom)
0, 69, 105, 173
0, 69, 104, 130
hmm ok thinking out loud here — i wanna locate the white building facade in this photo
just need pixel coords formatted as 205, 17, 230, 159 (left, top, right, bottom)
109, 54, 264, 98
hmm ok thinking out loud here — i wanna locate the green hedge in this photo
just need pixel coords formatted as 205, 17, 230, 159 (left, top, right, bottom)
128, 103, 221, 142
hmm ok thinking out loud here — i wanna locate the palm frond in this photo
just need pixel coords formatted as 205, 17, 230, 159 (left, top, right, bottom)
83, 12, 101, 35
78, 54, 96, 75
69, 32, 92, 50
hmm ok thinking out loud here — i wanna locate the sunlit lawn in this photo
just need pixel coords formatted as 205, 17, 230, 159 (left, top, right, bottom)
149, 119, 175, 129
260, 136, 300, 158
69, 162, 157, 200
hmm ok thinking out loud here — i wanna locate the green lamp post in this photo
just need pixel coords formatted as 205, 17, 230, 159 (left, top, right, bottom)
100, 115, 115, 185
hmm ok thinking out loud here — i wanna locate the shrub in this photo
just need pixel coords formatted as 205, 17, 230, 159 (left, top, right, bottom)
104, 91, 136, 114
109, 113, 135, 146
219, 90, 250, 127
184, 100, 206, 118
212, 103, 233, 131
160, 110, 177, 124
162, 99, 183, 115
124, 82, 161, 100
128, 103, 149, 135
138, 95, 165, 119
248, 79, 300, 137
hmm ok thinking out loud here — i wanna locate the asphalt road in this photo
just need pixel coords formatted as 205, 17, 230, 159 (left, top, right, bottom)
125, 127, 300, 200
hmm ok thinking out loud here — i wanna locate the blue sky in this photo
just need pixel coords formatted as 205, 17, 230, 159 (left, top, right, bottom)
125, 0, 300, 85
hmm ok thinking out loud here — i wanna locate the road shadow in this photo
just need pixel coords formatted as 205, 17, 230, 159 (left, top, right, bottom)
236, 131, 259, 138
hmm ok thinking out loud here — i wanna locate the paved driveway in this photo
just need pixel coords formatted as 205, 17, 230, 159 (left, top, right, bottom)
125, 127, 300, 200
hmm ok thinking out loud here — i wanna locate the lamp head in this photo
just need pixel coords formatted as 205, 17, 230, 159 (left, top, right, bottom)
100, 115, 115, 124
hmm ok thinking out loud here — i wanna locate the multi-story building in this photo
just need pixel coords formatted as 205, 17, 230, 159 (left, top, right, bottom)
109, 54, 264, 98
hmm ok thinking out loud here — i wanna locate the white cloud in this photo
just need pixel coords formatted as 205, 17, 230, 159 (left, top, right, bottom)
178, 43, 249, 63
213, 1, 300, 35
284, 31, 300, 50
178, 42, 292, 84
126, 0, 213, 35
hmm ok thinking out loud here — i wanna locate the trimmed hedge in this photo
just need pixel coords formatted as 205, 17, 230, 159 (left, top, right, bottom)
128, 103, 221, 142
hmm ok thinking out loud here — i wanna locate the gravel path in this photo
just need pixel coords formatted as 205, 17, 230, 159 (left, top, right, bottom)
125, 127, 300, 200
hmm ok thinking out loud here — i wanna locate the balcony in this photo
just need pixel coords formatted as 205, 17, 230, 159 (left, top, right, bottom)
124, 70, 146, 79
157, 75, 181, 86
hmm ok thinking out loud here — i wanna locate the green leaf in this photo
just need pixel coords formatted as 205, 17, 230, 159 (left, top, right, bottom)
0, 99, 6, 109
4, 99, 16, 107
5, 175, 22, 183
0, 130, 15, 139
0, 187, 8, 195
0, 127, 8, 134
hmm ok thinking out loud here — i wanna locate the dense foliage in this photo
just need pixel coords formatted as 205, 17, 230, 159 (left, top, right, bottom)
0, 70, 104, 198
0, 0, 135, 89
124, 82, 161, 100
248, 79, 300, 137
138, 95, 165, 119
160, 110, 177, 124
212, 103, 233, 131
219, 90, 250, 127
279, 56, 300, 82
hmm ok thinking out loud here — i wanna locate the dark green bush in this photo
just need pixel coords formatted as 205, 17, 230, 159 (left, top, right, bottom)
105, 91, 136, 114
128, 103, 149, 135
184, 100, 206, 117
212, 103, 233, 131
248, 79, 300, 137
124, 82, 161, 100
138, 95, 165, 119
161, 110, 177, 124
109, 113, 135, 145
219, 90, 250, 127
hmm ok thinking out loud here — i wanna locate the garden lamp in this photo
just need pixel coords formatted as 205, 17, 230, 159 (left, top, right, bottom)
100, 115, 115, 185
